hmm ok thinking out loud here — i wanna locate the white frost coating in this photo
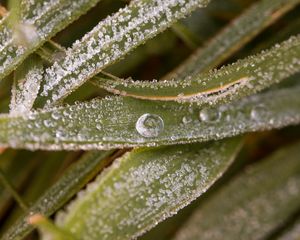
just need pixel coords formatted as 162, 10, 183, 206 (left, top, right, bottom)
40, 0, 210, 105
9, 60, 43, 116
54, 139, 241, 240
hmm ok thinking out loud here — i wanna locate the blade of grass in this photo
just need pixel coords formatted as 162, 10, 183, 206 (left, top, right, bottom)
172, 141, 300, 240
0, 152, 68, 234
36, 40, 66, 64
39, 0, 211, 106
0, 0, 103, 82
0, 169, 28, 211
93, 35, 300, 105
165, 0, 300, 80
171, 22, 200, 49
54, 138, 242, 240
1, 150, 115, 240
0, 151, 38, 221
0, 83, 300, 150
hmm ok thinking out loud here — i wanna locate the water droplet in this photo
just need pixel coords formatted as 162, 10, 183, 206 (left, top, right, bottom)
182, 116, 192, 124
136, 113, 164, 138
199, 108, 221, 122
250, 105, 267, 121
51, 111, 61, 120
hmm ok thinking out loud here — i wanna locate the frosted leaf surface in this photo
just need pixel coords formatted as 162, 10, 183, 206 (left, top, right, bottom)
40, 0, 211, 106
173, 142, 300, 240
0, 0, 102, 82
9, 55, 43, 116
93, 35, 300, 105
54, 138, 242, 240
165, 0, 300, 80
0, 85, 300, 150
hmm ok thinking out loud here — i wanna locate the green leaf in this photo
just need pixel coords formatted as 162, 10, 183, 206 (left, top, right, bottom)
54, 138, 242, 240
0, 151, 38, 220
0, 83, 299, 150
0, 0, 102, 82
1, 150, 114, 240
172, 141, 300, 240
0, 168, 28, 211
1, 152, 67, 233
165, 0, 300, 79
93, 35, 300, 105
36, 40, 66, 64
39, 0, 211, 106
9, 54, 43, 115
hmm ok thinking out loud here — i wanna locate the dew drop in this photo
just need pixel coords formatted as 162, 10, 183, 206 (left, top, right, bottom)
136, 113, 164, 138
199, 108, 221, 122
182, 116, 192, 124
250, 105, 267, 121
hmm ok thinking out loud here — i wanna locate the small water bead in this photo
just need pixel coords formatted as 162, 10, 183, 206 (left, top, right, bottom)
182, 116, 193, 124
250, 104, 267, 121
136, 113, 164, 138
199, 108, 221, 122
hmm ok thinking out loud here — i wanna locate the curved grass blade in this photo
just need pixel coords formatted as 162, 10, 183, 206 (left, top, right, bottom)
0, 0, 102, 82
0, 169, 28, 211
0, 152, 67, 233
93, 35, 300, 105
0, 151, 38, 220
172, 141, 300, 240
0, 83, 300, 150
165, 0, 300, 80
171, 22, 200, 49
1, 150, 114, 240
54, 138, 242, 240
39, 0, 211, 106
9, 54, 43, 115
36, 40, 66, 64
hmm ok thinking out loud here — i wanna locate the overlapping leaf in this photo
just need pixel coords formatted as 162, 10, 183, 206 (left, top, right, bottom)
52, 138, 242, 240
172, 141, 300, 240
165, 0, 300, 79
94, 35, 300, 105
0, 0, 102, 82
1, 150, 114, 240
39, 0, 211, 106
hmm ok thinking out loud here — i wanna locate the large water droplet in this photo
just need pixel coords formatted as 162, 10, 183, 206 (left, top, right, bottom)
136, 113, 164, 138
199, 108, 221, 122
